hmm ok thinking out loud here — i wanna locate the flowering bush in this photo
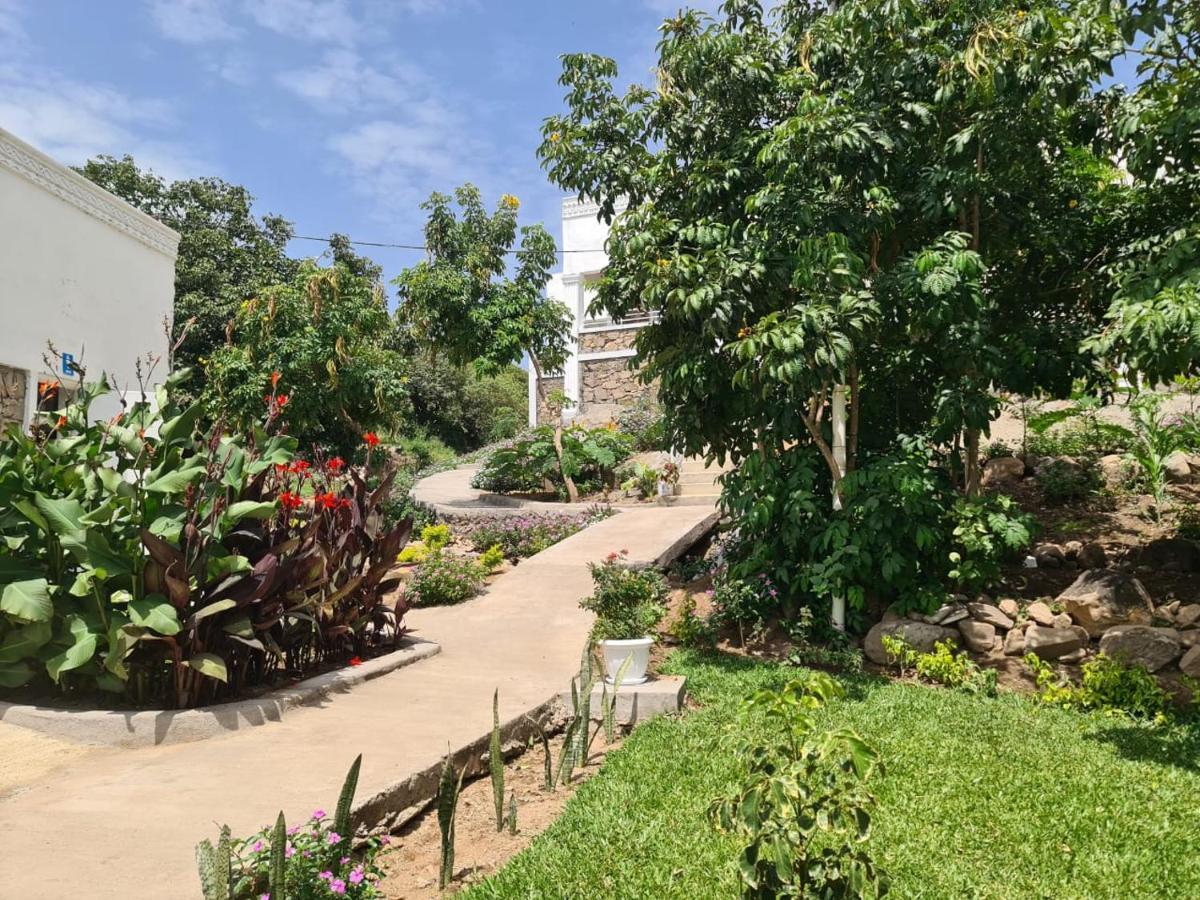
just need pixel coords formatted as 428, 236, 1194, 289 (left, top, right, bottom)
468, 507, 612, 560
236, 811, 386, 898
407, 552, 485, 606
579, 550, 669, 641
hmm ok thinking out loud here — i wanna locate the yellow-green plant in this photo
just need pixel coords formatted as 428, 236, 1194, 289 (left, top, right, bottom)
1025, 652, 1171, 721
478, 544, 505, 573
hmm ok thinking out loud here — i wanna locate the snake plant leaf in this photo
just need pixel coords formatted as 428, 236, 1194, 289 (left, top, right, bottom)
186, 653, 229, 683
128, 596, 182, 636
1, 578, 53, 623
45, 615, 99, 681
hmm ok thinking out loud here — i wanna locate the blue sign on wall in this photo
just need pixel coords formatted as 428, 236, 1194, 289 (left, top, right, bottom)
61, 353, 76, 375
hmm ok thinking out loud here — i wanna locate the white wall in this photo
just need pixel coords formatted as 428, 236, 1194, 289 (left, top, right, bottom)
0, 127, 179, 425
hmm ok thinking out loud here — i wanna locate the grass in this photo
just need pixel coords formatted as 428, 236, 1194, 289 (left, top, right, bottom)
466, 650, 1200, 899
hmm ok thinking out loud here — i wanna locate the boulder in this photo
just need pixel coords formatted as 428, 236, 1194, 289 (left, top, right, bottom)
1063, 540, 1084, 561
1098, 454, 1128, 488
1033, 543, 1066, 569
1027, 601, 1056, 626
1024, 624, 1085, 660
998, 598, 1020, 619
1137, 538, 1200, 573
863, 620, 958, 666
1164, 450, 1194, 484
927, 603, 970, 626
983, 456, 1026, 484
1077, 542, 1108, 570
1180, 645, 1200, 678
958, 620, 997, 653
1060, 648, 1088, 665
880, 607, 903, 624
967, 600, 1014, 631
1056, 570, 1153, 636
1003, 628, 1026, 657
1098, 625, 1183, 673
1053, 612, 1074, 629
1180, 630, 1200, 650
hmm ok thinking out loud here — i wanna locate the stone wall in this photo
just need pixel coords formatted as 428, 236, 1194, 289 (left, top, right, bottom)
535, 376, 565, 426
578, 357, 654, 424
579, 328, 638, 354
0, 364, 26, 429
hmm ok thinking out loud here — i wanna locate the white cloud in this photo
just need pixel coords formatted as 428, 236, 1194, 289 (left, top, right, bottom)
277, 49, 426, 110
0, 64, 213, 181
244, 0, 357, 44
147, 0, 240, 44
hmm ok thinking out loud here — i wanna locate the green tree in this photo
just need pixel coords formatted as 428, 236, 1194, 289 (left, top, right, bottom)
539, 0, 1125, 501
205, 261, 409, 455
77, 156, 299, 386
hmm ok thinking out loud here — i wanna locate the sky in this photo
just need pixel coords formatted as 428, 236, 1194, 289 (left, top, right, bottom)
0, 0, 724, 283
0, 1, 1143, 287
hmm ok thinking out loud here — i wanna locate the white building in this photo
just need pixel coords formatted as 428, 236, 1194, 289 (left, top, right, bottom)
529, 196, 653, 426
0, 127, 179, 429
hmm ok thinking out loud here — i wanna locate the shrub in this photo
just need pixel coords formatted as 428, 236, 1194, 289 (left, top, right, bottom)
984, 439, 1016, 460
666, 594, 717, 650
1025, 652, 1171, 721
947, 494, 1035, 593
710, 571, 778, 645
407, 551, 485, 607
579, 550, 668, 641
619, 461, 661, 499
478, 544, 505, 573
785, 607, 864, 674
616, 397, 667, 451
884, 637, 997, 696
390, 433, 458, 471
420, 524, 452, 552
0, 371, 410, 708
471, 425, 634, 498
1037, 457, 1102, 504
710, 673, 887, 899
468, 507, 613, 560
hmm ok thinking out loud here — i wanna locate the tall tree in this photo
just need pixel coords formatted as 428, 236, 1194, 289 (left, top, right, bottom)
538, 0, 1126, 497
77, 156, 298, 385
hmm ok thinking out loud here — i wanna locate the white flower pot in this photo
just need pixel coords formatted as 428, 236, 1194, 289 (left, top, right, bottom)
598, 637, 654, 685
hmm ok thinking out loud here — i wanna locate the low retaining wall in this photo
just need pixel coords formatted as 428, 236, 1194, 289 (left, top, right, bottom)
0, 638, 440, 749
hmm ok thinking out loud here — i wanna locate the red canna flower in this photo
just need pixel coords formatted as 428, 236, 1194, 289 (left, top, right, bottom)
275, 394, 289, 408
326, 456, 346, 473
362, 432, 380, 448
338, 498, 352, 510
56, 415, 67, 428
275, 462, 290, 474
290, 460, 311, 475
316, 492, 339, 509
279, 491, 303, 510
271, 370, 282, 389
348, 656, 363, 667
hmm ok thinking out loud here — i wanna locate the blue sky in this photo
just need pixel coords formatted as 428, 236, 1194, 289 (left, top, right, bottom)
0, 0, 711, 282
1, 1, 1143, 285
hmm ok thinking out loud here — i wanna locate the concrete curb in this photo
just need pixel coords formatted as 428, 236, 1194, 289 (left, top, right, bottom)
0, 638, 441, 749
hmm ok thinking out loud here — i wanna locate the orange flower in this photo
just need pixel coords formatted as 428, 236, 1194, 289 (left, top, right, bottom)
270, 370, 282, 389
363, 432, 380, 448
348, 656, 363, 667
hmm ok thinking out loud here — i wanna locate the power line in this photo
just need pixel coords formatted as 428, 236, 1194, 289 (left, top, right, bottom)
290, 233, 605, 254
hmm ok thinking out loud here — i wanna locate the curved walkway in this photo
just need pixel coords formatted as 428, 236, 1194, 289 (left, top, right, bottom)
0, 503, 717, 899
411, 465, 575, 518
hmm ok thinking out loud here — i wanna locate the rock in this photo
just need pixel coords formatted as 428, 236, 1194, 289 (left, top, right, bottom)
1180, 630, 1200, 649
1025, 624, 1085, 660
998, 598, 1020, 619
1027, 601, 1056, 627
1003, 628, 1026, 657
1063, 540, 1083, 561
1098, 625, 1183, 673
1060, 648, 1088, 665
1164, 450, 1194, 484
927, 603, 970, 626
1180, 646, 1200, 678
958, 620, 997, 653
1035, 456, 1086, 481
1033, 543, 1066, 568
881, 607, 903, 624
863, 620, 958, 666
1098, 454, 1128, 488
1076, 542, 1108, 570
1056, 570, 1153, 636
1053, 612, 1074, 629
1137, 538, 1200, 573
967, 600, 1014, 631
982, 456, 1025, 484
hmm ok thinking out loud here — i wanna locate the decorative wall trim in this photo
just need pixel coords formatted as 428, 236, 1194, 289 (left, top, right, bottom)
561, 195, 629, 220
0, 128, 181, 259
578, 348, 638, 362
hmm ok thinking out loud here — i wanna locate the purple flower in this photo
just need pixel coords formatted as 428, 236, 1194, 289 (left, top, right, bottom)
349, 867, 365, 885
379, 835, 390, 845
319, 870, 333, 881
252, 840, 264, 852
327, 832, 342, 844
330, 879, 347, 895
312, 809, 326, 820
340, 856, 350, 865
288, 825, 301, 835
261, 895, 270, 900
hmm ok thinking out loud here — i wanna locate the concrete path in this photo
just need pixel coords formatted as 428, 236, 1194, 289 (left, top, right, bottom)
412, 465, 573, 518
0, 504, 716, 900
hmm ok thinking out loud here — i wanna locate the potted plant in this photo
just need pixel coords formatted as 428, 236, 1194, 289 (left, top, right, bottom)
579, 550, 669, 684
657, 460, 680, 498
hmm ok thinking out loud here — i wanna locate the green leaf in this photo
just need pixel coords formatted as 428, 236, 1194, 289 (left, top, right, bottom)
1, 578, 53, 623
34, 495, 86, 536
224, 500, 277, 522
186, 653, 228, 683
45, 616, 99, 681
0, 621, 53, 663
143, 465, 206, 494
158, 402, 203, 446
128, 596, 182, 636
0, 661, 33, 688
190, 598, 237, 625
206, 555, 252, 582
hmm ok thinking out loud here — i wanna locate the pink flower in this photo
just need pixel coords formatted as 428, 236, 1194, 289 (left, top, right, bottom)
312, 809, 326, 820
252, 840, 264, 852
285, 844, 295, 859
319, 870, 333, 881
327, 831, 342, 844
349, 868, 365, 885
330, 879, 347, 895
261, 895, 270, 900
379, 835, 390, 845
288, 826, 301, 835
340, 856, 351, 865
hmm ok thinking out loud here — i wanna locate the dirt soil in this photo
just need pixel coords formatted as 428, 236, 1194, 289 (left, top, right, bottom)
376, 733, 621, 898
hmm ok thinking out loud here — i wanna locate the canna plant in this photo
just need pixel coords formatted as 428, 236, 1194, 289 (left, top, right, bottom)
0, 368, 412, 707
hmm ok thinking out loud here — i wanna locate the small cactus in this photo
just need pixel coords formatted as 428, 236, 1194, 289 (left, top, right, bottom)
196, 825, 233, 900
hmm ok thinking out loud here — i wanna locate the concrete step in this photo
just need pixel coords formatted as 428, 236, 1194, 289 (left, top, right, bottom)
659, 493, 721, 507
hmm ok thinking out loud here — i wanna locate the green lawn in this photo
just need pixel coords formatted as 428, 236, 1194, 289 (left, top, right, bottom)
466, 651, 1200, 899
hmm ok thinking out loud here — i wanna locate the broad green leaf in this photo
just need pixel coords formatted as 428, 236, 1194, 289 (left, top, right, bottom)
143, 465, 206, 494
190, 598, 237, 624
128, 597, 182, 636
0, 660, 33, 688
158, 402, 203, 446
33, 495, 85, 536
45, 616, 99, 681
186, 652, 228, 683
0, 621, 53, 663
1, 578, 52, 623
224, 500, 277, 522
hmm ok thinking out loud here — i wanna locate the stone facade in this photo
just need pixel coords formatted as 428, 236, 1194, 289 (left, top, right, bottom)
0, 364, 26, 429
579, 357, 654, 424
578, 328, 638, 355
535, 376, 565, 425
